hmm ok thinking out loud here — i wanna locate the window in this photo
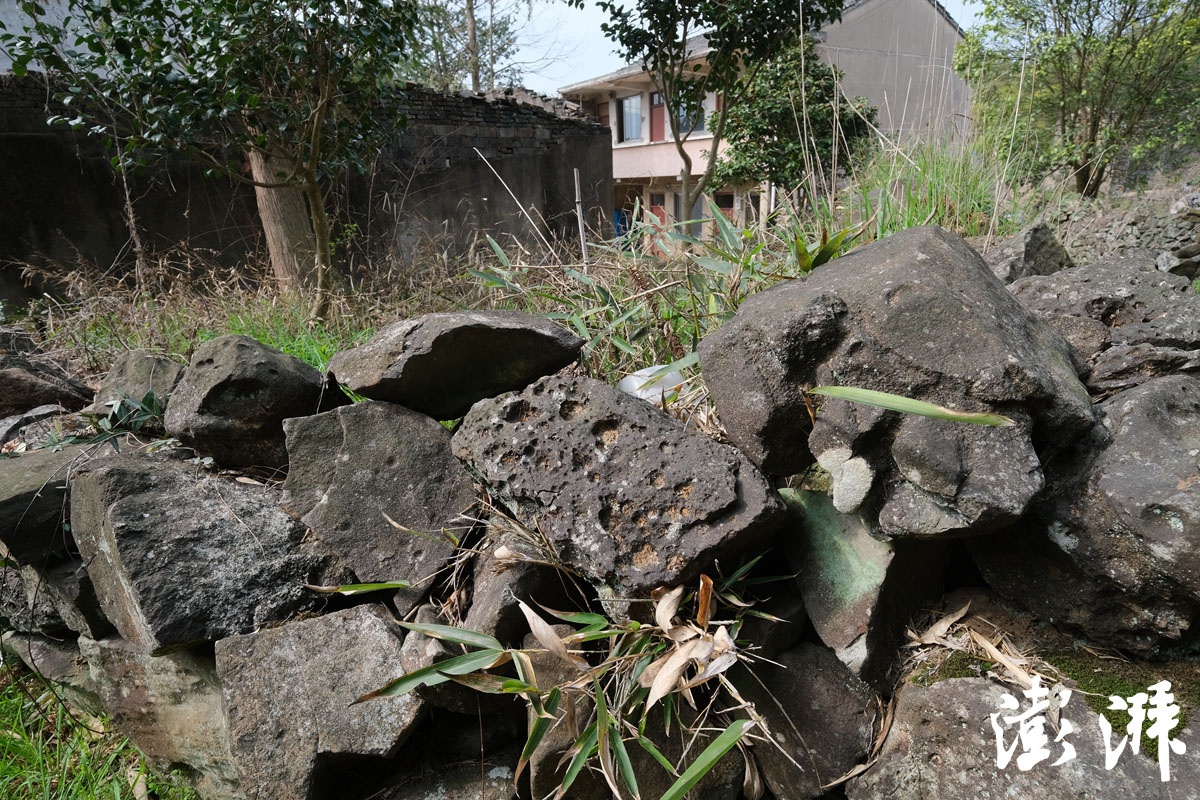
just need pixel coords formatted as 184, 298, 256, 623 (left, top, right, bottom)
677, 99, 705, 134
617, 94, 642, 143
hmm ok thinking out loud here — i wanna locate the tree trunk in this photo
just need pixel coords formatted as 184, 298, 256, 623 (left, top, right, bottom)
303, 174, 333, 323
248, 150, 318, 291
465, 0, 480, 93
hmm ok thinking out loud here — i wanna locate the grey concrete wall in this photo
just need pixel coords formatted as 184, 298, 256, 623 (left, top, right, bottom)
817, 0, 970, 139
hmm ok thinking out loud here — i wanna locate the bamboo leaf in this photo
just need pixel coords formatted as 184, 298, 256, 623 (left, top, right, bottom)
303, 580, 410, 595
554, 722, 599, 799
516, 687, 561, 784
807, 386, 1015, 426
518, 599, 586, 670
636, 735, 678, 776
396, 621, 504, 651
352, 648, 507, 703
660, 720, 755, 800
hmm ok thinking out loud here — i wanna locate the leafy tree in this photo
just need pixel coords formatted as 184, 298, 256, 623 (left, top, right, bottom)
400, 0, 531, 91
0, 0, 417, 319
571, 0, 846, 215
713, 35, 875, 195
960, 0, 1200, 197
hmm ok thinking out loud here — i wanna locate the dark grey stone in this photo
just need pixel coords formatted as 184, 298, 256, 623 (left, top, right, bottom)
87, 350, 185, 417
972, 375, 1200, 656
985, 223, 1075, 283
738, 643, 877, 799
0, 404, 70, 445
80, 635, 242, 800
215, 604, 424, 800
19, 558, 114, 638
71, 454, 331, 654
164, 334, 346, 470
1, 631, 102, 714
0, 353, 92, 417
453, 374, 787, 612
328, 310, 583, 419
847, 677, 1195, 800
700, 226, 1094, 538
0, 443, 89, 565
282, 401, 475, 613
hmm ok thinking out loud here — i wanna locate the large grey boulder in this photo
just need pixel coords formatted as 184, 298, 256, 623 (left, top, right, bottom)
700, 226, 1095, 539
453, 374, 787, 611
0, 352, 92, 417
983, 223, 1075, 284
165, 335, 345, 470
971, 375, 1200, 655
1011, 255, 1200, 392
1, 631, 102, 713
71, 454, 332, 654
847, 677, 1195, 800
282, 401, 476, 613
80, 635, 242, 800
215, 604, 424, 800
0, 443, 91, 565
781, 489, 947, 684
328, 310, 584, 419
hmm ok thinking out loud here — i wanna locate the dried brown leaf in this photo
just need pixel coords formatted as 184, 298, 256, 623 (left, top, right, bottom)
655, 585, 685, 632
696, 574, 714, 629
917, 599, 972, 644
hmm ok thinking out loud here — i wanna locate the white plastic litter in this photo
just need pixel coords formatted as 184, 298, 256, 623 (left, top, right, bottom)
617, 366, 689, 402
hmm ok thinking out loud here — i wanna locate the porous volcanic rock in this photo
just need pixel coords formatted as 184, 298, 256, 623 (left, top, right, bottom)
700, 226, 1095, 538
164, 334, 345, 470
328, 310, 584, 419
453, 374, 786, 611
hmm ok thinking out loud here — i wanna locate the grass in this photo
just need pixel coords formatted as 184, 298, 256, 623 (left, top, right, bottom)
0, 664, 197, 800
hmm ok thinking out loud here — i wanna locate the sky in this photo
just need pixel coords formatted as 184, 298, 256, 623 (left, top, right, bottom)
512, 0, 982, 96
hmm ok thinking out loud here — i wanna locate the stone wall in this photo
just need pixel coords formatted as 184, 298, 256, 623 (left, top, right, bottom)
0, 74, 612, 306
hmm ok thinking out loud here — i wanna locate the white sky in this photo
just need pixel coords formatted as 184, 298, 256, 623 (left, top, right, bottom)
513, 0, 981, 96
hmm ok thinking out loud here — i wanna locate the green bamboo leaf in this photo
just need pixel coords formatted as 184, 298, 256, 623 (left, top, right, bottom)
555, 722, 600, 799
611, 723, 639, 798
485, 234, 511, 269
516, 687, 562, 783
660, 720, 755, 800
352, 648, 506, 703
808, 386, 1015, 426
304, 580, 410, 595
635, 735, 678, 776
396, 621, 504, 651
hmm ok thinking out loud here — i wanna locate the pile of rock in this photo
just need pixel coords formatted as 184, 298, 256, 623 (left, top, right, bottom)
2, 226, 1199, 799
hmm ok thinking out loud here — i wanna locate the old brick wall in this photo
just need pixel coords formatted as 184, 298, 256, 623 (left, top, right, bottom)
0, 74, 613, 308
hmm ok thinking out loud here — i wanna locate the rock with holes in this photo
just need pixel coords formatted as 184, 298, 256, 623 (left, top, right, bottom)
983, 222, 1075, 284
781, 489, 947, 685
164, 335, 346, 470
327, 311, 583, 419
970, 375, 1200, 656
282, 401, 475, 614
700, 226, 1095, 539
846, 677, 1196, 800
1010, 255, 1200, 393
453, 374, 786, 612
80, 635, 242, 800
216, 604, 424, 800
70, 452, 335, 654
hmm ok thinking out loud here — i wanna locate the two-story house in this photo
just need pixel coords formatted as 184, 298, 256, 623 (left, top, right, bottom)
559, 0, 968, 233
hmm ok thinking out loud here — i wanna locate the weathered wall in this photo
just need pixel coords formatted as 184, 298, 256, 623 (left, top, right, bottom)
0, 73, 613, 308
